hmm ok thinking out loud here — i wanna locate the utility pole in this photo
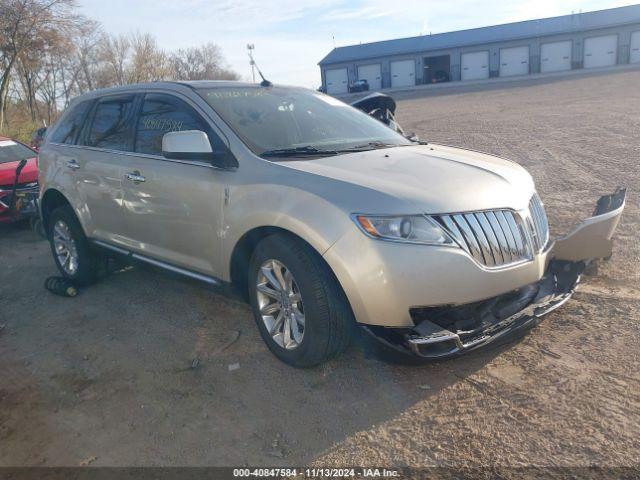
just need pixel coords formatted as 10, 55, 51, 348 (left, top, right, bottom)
247, 44, 256, 83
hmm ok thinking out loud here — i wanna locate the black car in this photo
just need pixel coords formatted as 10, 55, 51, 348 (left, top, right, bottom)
348, 79, 369, 93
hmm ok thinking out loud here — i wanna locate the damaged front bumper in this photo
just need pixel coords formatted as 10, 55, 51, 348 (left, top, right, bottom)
363, 188, 626, 360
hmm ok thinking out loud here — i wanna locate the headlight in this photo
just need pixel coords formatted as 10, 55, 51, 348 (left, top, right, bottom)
352, 214, 455, 245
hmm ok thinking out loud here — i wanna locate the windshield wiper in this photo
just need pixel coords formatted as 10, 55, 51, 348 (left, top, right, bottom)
335, 141, 407, 152
260, 146, 338, 158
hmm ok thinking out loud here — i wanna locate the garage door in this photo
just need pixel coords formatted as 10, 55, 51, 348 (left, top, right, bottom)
357, 64, 382, 90
540, 41, 572, 73
499, 46, 529, 77
584, 35, 618, 68
325, 68, 348, 95
390, 60, 415, 88
631, 31, 640, 64
461, 51, 489, 81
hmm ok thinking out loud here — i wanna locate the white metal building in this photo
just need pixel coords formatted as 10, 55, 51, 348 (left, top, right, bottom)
319, 5, 640, 94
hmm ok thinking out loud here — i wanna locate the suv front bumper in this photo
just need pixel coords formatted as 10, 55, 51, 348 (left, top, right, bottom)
363, 259, 583, 359
324, 188, 626, 359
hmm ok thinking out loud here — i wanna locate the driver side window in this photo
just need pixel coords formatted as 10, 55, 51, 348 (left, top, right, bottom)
135, 93, 222, 157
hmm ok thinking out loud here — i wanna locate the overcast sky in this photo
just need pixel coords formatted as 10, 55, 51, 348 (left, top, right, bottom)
78, 0, 637, 88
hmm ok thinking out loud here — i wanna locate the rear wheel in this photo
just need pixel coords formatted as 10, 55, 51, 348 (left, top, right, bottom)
48, 206, 100, 286
248, 233, 353, 367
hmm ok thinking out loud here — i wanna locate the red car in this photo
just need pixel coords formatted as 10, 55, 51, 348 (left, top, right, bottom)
0, 136, 39, 223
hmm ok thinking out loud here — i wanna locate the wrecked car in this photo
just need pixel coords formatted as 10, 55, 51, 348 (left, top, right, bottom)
38, 82, 625, 367
0, 137, 39, 225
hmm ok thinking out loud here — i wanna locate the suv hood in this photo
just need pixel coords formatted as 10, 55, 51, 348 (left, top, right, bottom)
283, 144, 535, 213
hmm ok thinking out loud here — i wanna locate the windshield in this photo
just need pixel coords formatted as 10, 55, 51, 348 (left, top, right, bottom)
0, 140, 35, 164
198, 86, 412, 157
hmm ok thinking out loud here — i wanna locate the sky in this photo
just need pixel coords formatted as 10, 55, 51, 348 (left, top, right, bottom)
78, 0, 638, 88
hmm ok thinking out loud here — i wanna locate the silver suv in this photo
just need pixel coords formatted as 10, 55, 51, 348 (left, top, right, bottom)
39, 81, 625, 367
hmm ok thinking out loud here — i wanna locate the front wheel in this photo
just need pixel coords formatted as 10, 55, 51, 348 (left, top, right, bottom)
48, 205, 100, 286
248, 234, 354, 367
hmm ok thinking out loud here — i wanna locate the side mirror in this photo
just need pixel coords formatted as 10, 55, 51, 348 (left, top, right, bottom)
162, 130, 214, 162
162, 130, 238, 169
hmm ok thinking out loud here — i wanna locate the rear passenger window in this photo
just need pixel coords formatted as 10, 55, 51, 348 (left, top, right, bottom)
135, 94, 219, 156
50, 100, 93, 145
86, 97, 136, 151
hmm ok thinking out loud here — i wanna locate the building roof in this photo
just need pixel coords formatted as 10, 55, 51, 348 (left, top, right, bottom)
319, 4, 640, 65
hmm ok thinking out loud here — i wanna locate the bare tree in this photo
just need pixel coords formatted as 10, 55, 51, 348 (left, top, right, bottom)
169, 43, 239, 81
1, 1, 240, 138
97, 33, 130, 86
72, 18, 101, 94
127, 32, 170, 83
0, 0, 78, 129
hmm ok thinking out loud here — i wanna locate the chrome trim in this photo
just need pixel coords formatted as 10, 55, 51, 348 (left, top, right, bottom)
66, 159, 81, 170
528, 193, 549, 252
91, 239, 221, 285
48, 142, 235, 171
435, 206, 538, 269
452, 214, 483, 262
464, 213, 495, 266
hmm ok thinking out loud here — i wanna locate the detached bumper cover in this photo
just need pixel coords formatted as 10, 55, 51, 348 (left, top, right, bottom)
364, 188, 626, 359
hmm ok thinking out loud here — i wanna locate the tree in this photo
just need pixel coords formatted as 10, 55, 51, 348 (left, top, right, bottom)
97, 33, 129, 86
169, 43, 240, 81
0, 0, 78, 129
0, 0, 240, 137
127, 32, 170, 83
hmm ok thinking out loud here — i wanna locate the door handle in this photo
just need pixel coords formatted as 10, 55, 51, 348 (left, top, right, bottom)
125, 171, 146, 183
66, 159, 80, 170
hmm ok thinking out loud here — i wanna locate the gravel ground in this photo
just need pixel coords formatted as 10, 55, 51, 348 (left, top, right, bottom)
0, 69, 638, 469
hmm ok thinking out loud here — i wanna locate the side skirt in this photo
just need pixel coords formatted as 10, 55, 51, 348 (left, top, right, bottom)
91, 239, 223, 286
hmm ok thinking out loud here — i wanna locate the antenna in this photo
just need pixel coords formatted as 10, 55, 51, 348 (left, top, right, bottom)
246, 44, 272, 87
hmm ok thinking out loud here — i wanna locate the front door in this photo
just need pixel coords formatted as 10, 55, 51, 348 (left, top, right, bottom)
120, 92, 227, 276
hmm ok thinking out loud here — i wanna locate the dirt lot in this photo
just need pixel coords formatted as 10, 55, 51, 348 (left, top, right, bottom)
1, 69, 639, 468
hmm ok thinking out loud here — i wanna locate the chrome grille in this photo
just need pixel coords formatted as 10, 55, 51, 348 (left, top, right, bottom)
434, 193, 549, 268
528, 192, 549, 252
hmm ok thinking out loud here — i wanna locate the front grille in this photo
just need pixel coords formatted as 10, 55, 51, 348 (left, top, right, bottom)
528, 192, 549, 252
434, 193, 549, 268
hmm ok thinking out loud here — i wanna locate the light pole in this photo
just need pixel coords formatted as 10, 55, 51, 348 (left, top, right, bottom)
247, 44, 256, 83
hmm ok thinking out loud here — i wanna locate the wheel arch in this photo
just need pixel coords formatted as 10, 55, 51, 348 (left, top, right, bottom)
229, 226, 349, 307
40, 188, 73, 231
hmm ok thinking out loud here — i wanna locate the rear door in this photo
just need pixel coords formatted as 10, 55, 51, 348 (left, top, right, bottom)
121, 92, 227, 276
70, 94, 137, 242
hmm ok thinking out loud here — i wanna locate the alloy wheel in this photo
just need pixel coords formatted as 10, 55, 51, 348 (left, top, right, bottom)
53, 220, 79, 275
256, 259, 305, 350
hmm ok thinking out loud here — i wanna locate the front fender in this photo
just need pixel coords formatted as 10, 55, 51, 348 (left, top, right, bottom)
222, 184, 353, 281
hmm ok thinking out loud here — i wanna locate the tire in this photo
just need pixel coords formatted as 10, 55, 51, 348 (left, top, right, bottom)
48, 205, 99, 286
248, 233, 354, 367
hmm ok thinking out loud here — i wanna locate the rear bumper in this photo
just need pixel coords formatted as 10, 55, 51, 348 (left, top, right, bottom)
360, 188, 626, 359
